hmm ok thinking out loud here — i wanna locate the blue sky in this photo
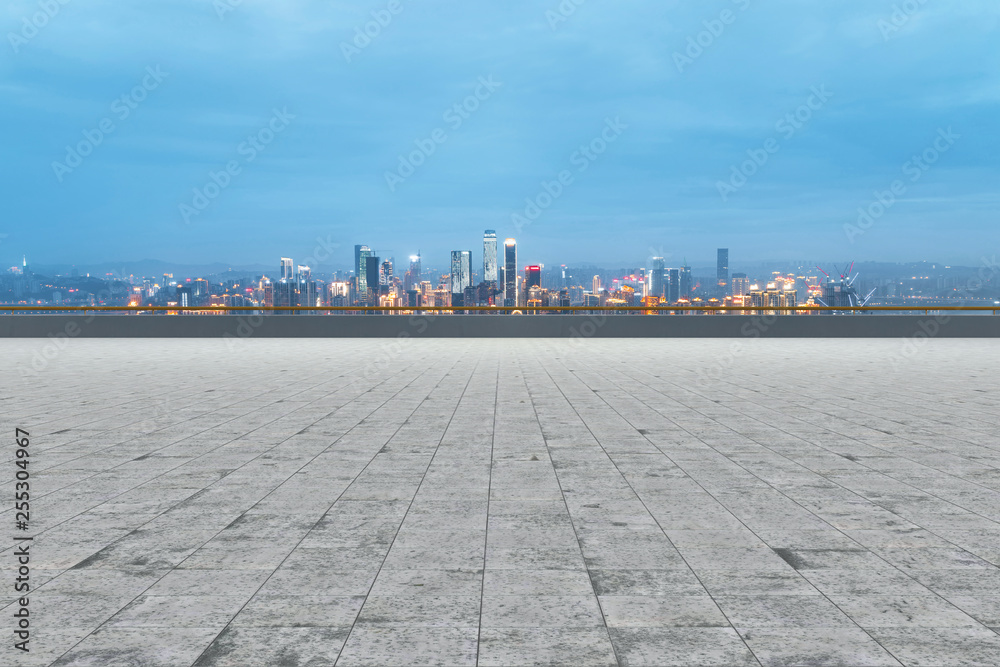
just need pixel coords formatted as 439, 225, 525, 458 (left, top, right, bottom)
2, 0, 998, 271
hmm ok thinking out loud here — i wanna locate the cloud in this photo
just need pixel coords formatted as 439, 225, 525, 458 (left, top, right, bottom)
1, 0, 998, 266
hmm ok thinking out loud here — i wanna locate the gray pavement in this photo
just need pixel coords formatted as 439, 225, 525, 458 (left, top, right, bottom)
2, 338, 999, 666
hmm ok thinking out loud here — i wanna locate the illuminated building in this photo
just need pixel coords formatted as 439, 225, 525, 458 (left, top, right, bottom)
483, 231, 497, 285
259, 278, 274, 307
592, 275, 601, 295
405, 254, 421, 291
732, 273, 749, 297
280, 257, 293, 281
680, 266, 692, 299
297, 266, 318, 308
451, 250, 472, 306
381, 259, 393, 287
355, 245, 373, 302
650, 257, 665, 298
504, 239, 517, 307
749, 284, 797, 311
329, 281, 350, 307
525, 265, 541, 290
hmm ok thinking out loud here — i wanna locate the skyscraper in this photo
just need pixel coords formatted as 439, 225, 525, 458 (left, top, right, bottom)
668, 268, 680, 303
717, 248, 729, 294
651, 257, 665, 299
364, 255, 380, 306
353, 245, 364, 277
593, 275, 601, 294
405, 254, 421, 291
451, 251, 472, 305
503, 239, 517, 307
680, 266, 692, 299
732, 273, 749, 297
356, 246, 373, 302
483, 230, 498, 284
280, 257, 293, 281
524, 265, 541, 290
297, 266, 317, 309
381, 259, 393, 286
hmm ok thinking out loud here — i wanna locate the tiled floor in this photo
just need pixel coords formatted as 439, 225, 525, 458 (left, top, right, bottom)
2, 338, 999, 666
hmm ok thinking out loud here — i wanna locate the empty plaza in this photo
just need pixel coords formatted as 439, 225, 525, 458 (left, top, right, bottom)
3, 338, 1000, 666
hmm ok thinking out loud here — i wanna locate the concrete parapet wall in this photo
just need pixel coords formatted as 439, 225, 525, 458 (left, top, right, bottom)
1, 314, 998, 338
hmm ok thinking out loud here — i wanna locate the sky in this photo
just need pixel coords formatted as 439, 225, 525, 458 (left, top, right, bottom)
2, 0, 999, 272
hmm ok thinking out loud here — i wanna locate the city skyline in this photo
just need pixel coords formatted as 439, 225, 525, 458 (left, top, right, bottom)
7, 239, 997, 313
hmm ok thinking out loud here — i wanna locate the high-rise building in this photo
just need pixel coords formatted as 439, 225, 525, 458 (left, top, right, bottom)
405, 254, 421, 291
260, 278, 274, 307
355, 245, 373, 300
680, 266, 692, 299
280, 257, 293, 281
364, 255, 380, 306
651, 257, 665, 298
668, 268, 680, 303
273, 279, 295, 310
503, 239, 517, 307
717, 248, 729, 294
451, 251, 472, 305
749, 284, 797, 310
593, 275, 601, 294
381, 259, 393, 286
483, 231, 498, 284
524, 265, 541, 290
732, 273, 750, 297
